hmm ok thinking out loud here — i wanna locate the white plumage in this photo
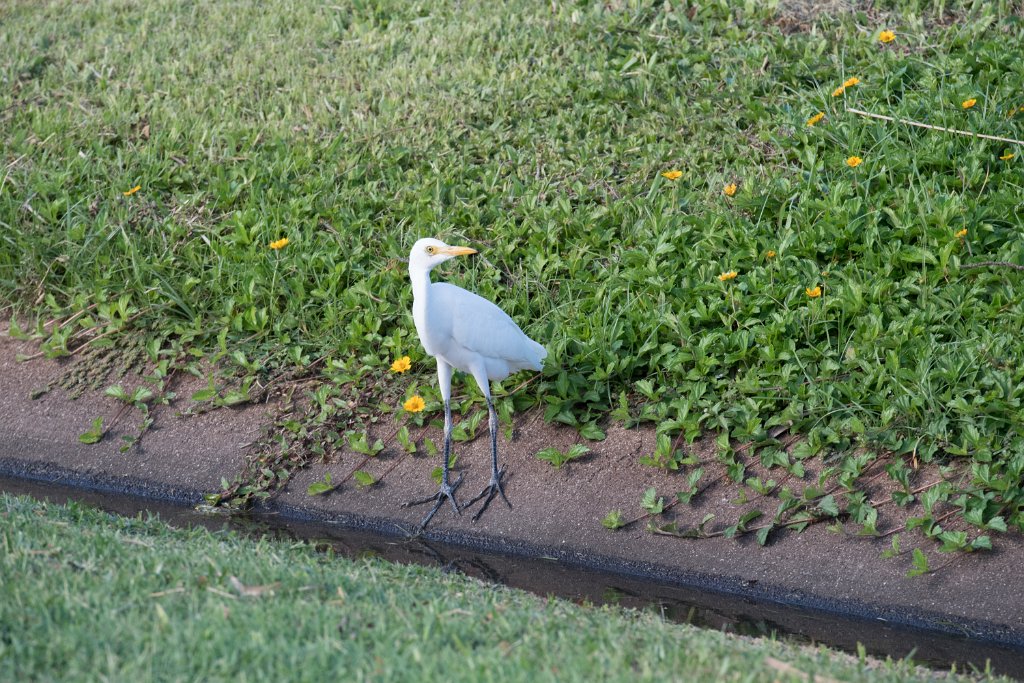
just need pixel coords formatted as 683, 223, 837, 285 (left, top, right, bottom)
415, 282, 547, 381
403, 237, 546, 531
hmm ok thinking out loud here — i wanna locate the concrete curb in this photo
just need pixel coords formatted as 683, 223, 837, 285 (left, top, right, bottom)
4, 455, 1024, 678
3, 334, 1023, 678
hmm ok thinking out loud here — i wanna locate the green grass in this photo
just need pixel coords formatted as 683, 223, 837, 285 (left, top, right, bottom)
0, 492, 1011, 682
2, 1, 1024, 543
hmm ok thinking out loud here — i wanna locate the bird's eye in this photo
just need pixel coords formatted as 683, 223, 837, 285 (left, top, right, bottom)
425, 246, 435, 254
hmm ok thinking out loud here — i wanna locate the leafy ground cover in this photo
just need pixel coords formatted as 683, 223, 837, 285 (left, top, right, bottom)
0, 492, 1012, 682
1, 0, 1023, 548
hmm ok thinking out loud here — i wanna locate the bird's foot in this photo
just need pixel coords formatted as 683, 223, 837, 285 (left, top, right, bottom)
401, 473, 464, 534
462, 467, 511, 522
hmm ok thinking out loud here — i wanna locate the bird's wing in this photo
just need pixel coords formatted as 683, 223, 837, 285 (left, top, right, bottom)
431, 283, 545, 368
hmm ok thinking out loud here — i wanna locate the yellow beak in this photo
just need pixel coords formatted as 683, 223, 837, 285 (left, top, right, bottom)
441, 245, 477, 257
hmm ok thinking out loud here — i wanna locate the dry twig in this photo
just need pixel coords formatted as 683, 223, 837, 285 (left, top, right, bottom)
847, 107, 1024, 146
961, 261, 1024, 272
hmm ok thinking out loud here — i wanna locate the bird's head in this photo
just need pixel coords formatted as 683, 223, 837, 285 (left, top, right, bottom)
408, 238, 477, 273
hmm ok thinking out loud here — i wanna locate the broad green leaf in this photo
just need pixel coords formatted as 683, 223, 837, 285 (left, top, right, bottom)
78, 417, 104, 445
353, 470, 376, 489
307, 473, 335, 496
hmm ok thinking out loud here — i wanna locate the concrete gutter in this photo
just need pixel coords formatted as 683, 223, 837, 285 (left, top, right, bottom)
3, 336, 1023, 677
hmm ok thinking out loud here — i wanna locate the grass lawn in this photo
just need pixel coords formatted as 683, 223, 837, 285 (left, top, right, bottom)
2, 1, 1023, 542
0, 492, 1013, 682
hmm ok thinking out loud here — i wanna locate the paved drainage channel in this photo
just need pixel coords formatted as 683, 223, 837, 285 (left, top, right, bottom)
3, 475, 1024, 679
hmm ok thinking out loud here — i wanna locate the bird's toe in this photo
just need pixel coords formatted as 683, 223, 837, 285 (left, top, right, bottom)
466, 469, 510, 522
403, 473, 465, 533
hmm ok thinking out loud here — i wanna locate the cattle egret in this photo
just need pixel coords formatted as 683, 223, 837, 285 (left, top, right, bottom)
402, 237, 547, 531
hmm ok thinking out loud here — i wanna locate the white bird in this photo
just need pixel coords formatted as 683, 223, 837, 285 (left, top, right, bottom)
402, 237, 547, 531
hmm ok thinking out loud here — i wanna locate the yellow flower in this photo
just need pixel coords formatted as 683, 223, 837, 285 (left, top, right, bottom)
723, 183, 737, 197
955, 228, 968, 239
805, 286, 822, 298
1000, 152, 1015, 161
962, 98, 977, 109
843, 77, 861, 88
123, 185, 141, 196
718, 271, 738, 281
269, 237, 289, 250
831, 86, 845, 97
806, 112, 825, 127
766, 250, 776, 259
661, 169, 683, 181
390, 356, 411, 373
846, 156, 863, 168
879, 30, 895, 43
403, 395, 426, 413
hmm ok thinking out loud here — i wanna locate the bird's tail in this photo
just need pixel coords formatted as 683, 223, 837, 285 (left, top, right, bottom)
528, 339, 548, 371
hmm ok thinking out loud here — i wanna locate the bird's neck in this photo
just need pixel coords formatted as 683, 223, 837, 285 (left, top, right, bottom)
409, 264, 432, 303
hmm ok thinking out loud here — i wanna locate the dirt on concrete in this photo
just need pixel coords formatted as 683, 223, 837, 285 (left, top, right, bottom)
2, 332, 1023, 663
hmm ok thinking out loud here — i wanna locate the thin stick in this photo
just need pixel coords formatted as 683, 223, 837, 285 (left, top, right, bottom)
846, 107, 1024, 146
961, 260, 1024, 272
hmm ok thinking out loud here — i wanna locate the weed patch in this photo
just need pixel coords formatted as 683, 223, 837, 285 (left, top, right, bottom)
1, 0, 1023, 553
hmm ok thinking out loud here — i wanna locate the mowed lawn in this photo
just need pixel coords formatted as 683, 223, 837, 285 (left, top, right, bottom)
2, 3, 1023, 549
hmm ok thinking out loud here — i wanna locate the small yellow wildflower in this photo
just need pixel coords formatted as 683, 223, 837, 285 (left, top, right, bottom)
723, 183, 737, 197
718, 271, 738, 282
962, 98, 977, 109
390, 356, 411, 373
403, 395, 426, 413
955, 228, 968, 239
846, 156, 863, 168
843, 77, 861, 88
123, 185, 141, 196
662, 170, 683, 181
806, 112, 825, 127
879, 30, 895, 43
269, 237, 289, 250
831, 86, 846, 97
805, 286, 822, 298
766, 250, 776, 259
999, 152, 1015, 161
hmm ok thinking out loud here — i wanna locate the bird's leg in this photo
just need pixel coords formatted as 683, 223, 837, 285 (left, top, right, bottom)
402, 398, 462, 533
463, 398, 512, 522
